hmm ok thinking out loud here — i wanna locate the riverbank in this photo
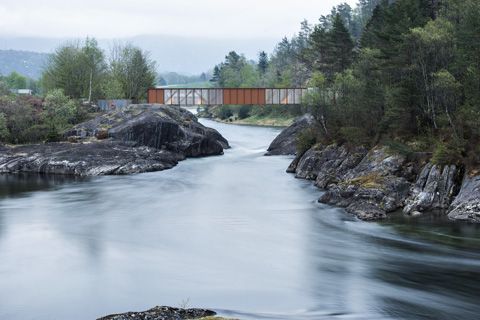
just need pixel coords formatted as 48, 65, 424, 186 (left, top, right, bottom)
0, 104, 229, 176
268, 114, 480, 223
197, 104, 302, 127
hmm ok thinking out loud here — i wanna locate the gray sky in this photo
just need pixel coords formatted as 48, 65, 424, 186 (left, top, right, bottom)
0, 0, 358, 39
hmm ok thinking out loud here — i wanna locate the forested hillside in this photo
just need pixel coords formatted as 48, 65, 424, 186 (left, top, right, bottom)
209, 0, 480, 169
0, 50, 49, 79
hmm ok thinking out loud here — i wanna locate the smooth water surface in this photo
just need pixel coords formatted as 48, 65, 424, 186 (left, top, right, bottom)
1, 119, 479, 320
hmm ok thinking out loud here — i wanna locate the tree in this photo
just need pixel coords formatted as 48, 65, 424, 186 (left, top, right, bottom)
258, 51, 269, 77
108, 43, 157, 99
42, 89, 78, 130
328, 14, 355, 74
42, 38, 106, 100
81, 37, 106, 102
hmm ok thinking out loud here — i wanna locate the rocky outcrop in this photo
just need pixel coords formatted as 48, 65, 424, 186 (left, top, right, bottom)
272, 117, 479, 222
66, 104, 229, 157
97, 306, 216, 320
447, 172, 480, 222
265, 113, 314, 156
316, 147, 411, 220
0, 104, 229, 176
403, 163, 459, 215
0, 141, 184, 175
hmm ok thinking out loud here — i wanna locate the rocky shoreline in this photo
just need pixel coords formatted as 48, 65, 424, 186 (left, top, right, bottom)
0, 104, 229, 176
97, 306, 217, 320
267, 114, 480, 223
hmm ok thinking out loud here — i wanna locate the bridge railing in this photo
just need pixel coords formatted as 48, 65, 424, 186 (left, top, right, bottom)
148, 88, 309, 105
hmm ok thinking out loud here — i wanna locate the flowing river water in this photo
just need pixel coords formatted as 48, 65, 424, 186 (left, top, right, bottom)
0, 118, 480, 320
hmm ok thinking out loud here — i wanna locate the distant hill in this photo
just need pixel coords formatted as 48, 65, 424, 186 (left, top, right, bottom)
0, 35, 278, 76
0, 50, 49, 79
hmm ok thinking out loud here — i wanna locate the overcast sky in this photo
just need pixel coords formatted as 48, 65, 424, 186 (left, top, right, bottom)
1, 0, 359, 39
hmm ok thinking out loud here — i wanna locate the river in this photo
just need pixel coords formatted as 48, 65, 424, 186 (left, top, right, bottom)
0, 119, 479, 320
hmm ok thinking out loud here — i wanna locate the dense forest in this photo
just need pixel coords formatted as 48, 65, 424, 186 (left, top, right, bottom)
208, 0, 480, 168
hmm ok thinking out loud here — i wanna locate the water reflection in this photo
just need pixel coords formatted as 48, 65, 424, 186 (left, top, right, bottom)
0, 173, 90, 199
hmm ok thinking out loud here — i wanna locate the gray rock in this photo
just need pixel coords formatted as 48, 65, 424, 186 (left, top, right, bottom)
447, 172, 480, 222
0, 142, 185, 176
66, 104, 229, 157
403, 163, 458, 214
292, 145, 410, 220
97, 306, 216, 320
265, 113, 314, 156
1, 104, 229, 176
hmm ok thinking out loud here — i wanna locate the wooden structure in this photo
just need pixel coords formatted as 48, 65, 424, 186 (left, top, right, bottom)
148, 88, 309, 105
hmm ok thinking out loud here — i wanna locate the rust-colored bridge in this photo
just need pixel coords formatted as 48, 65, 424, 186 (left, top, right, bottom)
148, 88, 309, 105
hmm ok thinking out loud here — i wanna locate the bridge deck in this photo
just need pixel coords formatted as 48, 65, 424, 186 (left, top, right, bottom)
148, 88, 308, 105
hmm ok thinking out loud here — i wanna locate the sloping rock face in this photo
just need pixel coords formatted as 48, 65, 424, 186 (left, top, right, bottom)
315, 147, 411, 220
265, 113, 314, 156
447, 173, 480, 222
0, 141, 184, 175
403, 163, 459, 215
0, 105, 229, 176
97, 306, 216, 320
66, 104, 229, 157
274, 118, 478, 222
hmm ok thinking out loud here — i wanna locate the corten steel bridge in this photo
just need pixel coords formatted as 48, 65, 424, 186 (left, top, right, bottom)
147, 88, 309, 105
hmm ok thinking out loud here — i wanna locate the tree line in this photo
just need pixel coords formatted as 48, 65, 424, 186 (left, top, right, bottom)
210, 0, 480, 168
42, 37, 157, 101
0, 38, 158, 144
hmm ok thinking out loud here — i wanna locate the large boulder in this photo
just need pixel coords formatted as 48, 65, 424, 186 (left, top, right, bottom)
447, 172, 480, 222
66, 104, 229, 157
265, 113, 314, 156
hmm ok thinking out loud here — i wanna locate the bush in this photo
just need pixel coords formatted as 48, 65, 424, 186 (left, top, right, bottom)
237, 105, 250, 119
431, 142, 464, 166
297, 129, 318, 153
20, 124, 50, 143
45, 130, 61, 143
218, 106, 233, 120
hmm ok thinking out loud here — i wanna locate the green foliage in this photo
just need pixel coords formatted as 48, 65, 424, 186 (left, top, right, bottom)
20, 124, 50, 143
218, 106, 233, 120
45, 129, 61, 143
101, 78, 124, 100
108, 42, 157, 99
297, 129, 318, 153
43, 89, 78, 130
431, 142, 464, 166
237, 105, 250, 119
0, 112, 9, 141
42, 38, 106, 100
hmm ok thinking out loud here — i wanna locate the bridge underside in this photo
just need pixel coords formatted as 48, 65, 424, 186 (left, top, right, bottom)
148, 88, 308, 105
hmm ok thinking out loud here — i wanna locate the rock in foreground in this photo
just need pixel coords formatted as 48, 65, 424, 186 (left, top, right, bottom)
0, 104, 229, 176
97, 306, 216, 320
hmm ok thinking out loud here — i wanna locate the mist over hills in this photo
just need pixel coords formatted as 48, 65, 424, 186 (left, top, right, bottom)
0, 34, 279, 78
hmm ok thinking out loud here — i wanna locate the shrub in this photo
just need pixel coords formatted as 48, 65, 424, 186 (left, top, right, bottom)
218, 106, 233, 120
237, 105, 250, 119
431, 142, 463, 166
20, 124, 50, 143
45, 130, 61, 143
297, 128, 318, 153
